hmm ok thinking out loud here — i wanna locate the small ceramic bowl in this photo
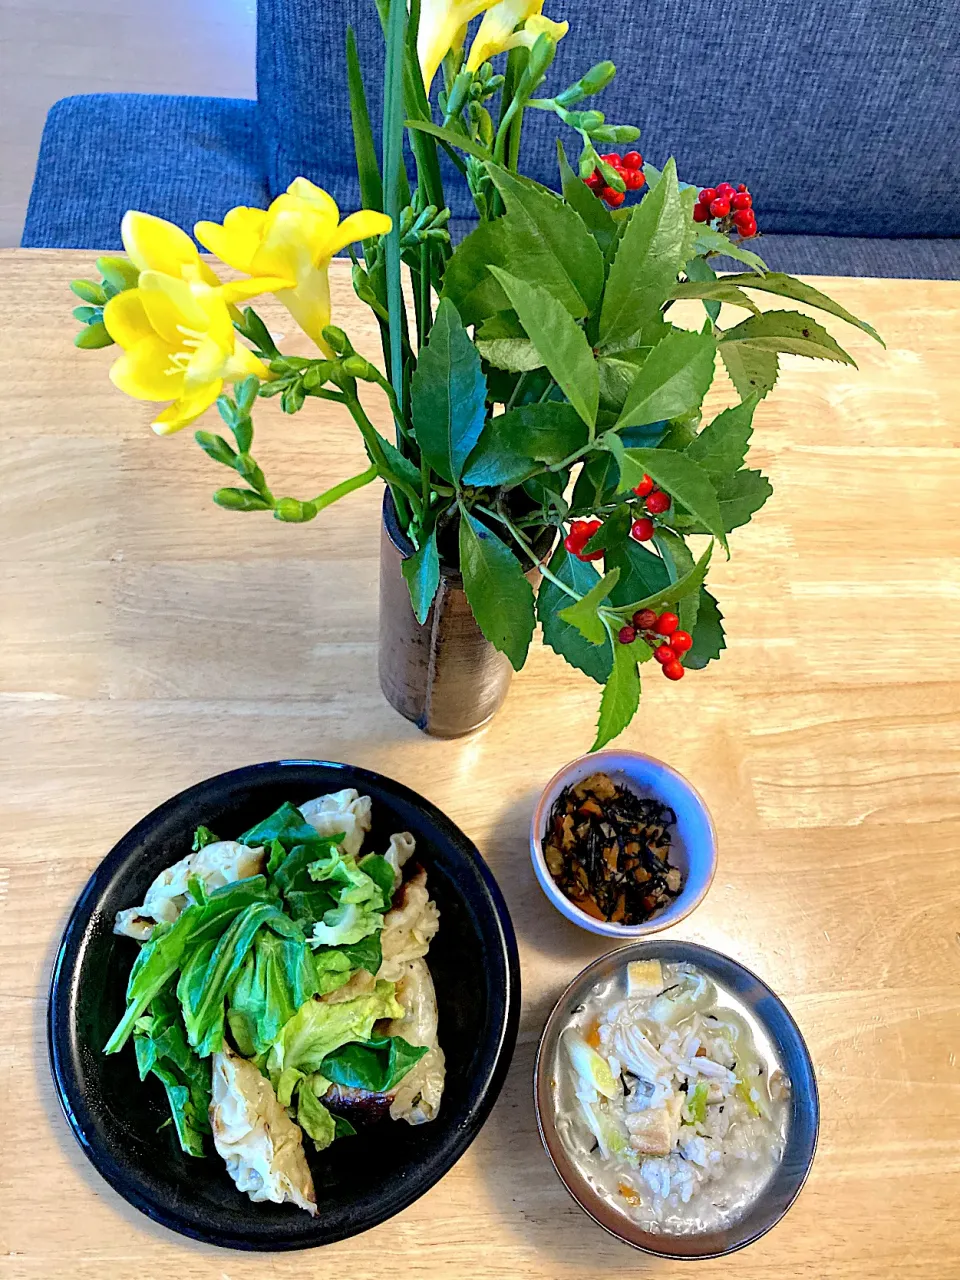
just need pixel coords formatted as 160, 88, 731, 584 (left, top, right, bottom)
530, 750, 717, 938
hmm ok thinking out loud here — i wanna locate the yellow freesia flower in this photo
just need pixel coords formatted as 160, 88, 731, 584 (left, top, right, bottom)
102, 271, 273, 435
418, 0, 502, 93
195, 179, 392, 356
120, 210, 223, 288
466, 0, 568, 71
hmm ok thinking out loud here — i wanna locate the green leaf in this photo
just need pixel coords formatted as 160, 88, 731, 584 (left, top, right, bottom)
486, 163, 605, 316
614, 329, 717, 431
615, 541, 714, 615
605, 536, 670, 606
411, 298, 487, 484
70, 279, 106, 304
557, 139, 618, 256
683, 255, 721, 324
346, 26, 384, 214
74, 321, 113, 349
592, 630, 640, 751
686, 393, 760, 477
582, 503, 630, 556
684, 587, 726, 669
462, 401, 587, 487
404, 116, 491, 161
538, 547, 612, 683
240, 801, 319, 851
616, 445, 727, 549
191, 825, 219, 852
459, 509, 535, 670
571, 449, 620, 511
653, 528, 698, 635
720, 311, 856, 365
598, 158, 689, 352
722, 273, 884, 345
720, 343, 779, 401
489, 268, 598, 429
475, 311, 543, 372
714, 468, 773, 530
558, 568, 620, 644
669, 279, 761, 314
691, 227, 768, 274
296, 1082, 337, 1150
320, 1035, 429, 1093
401, 526, 440, 624
440, 219, 512, 328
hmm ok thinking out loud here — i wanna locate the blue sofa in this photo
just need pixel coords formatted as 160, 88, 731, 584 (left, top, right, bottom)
22, 0, 960, 278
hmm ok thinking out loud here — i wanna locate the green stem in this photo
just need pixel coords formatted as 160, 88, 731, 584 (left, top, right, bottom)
475, 503, 578, 600
312, 464, 379, 512
343, 391, 422, 517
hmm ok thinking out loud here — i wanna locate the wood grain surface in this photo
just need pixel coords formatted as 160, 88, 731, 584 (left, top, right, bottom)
1, 249, 959, 1280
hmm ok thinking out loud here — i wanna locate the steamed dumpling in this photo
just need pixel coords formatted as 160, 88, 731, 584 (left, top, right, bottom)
385, 958, 446, 1125
383, 832, 416, 891
114, 840, 266, 940
377, 867, 440, 983
299, 789, 372, 858
210, 1047, 316, 1215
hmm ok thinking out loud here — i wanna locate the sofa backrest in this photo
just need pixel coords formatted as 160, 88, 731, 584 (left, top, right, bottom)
257, 0, 960, 237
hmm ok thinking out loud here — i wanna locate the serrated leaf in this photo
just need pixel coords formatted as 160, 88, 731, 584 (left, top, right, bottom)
721, 311, 856, 365
722, 273, 884, 345
675, 468, 773, 532
606, 536, 670, 606
487, 164, 605, 317
402, 526, 440, 624
686, 393, 760, 477
462, 402, 587, 488
459, 510, 535, 670
614, 329, 717, 431
440, 219, 512, 327
592, 632, 640, 751
669, 279, 761, 313
411, 297, 487, 484
616, 541, 714, 614
557, 139, 618, 256
558, 568, 620, 644
720, 343, 779, 400
571, 449, 620, 511
691, 228, 768, 274
598, 158, 688, 352
616, 447, 727, 550
684, 587, 726, 669
539, 548, 612, 683
653, 528, 698, 635
490, 268, 599, 429
475, 312, 543, 372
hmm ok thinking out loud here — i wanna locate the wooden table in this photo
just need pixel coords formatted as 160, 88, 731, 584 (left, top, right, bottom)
2, 249, 959, 1280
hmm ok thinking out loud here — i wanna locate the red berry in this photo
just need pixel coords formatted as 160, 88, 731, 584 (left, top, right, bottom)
630, 517, 655, 542
737, 183, 748, 192
716, 182, 735, 197
603, 188, 625, 207
739, 217, 758, 239
645, 490, 671, 514
731, 191, 752, 211
709, 197, 731, 218
632, 474, 654, 498
693, 202, 709, 223
698, 188, 718, 206
563, 533, 580, 553
733, 208, 754, 228
600, 152, 622, 167
633, 608, 658, 630
653, 644, 675, 665
623, 169, 645, 191
618, 625, 636, 645
586, 170, 603, 190
656, 611, 679, 636
622, 151, 643, 169
669, 629, 693, 654
662, 659, 685, 680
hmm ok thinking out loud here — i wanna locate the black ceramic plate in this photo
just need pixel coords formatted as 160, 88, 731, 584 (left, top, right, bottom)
536, 940, 819, 1258
49, 760, 520, 1250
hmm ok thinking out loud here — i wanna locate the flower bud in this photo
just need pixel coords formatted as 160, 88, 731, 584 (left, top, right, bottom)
555, 60, 616, 107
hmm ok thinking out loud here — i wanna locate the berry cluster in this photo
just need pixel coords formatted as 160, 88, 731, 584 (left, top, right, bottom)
618, 609, 692, 681
584, 150, 646, 208
692, 182, 757, 239
629, 473, 670, 542
563, 518, 604, 561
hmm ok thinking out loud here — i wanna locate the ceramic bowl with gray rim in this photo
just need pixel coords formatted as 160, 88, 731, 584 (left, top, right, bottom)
534, 939, 819, 1259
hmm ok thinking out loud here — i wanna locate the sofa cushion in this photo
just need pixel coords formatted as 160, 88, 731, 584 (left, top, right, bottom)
22, 94, 270, 250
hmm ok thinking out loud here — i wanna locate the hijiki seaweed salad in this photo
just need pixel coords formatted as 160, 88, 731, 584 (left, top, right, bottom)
543, 773, 683, 924
106, 790, 444, 1215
